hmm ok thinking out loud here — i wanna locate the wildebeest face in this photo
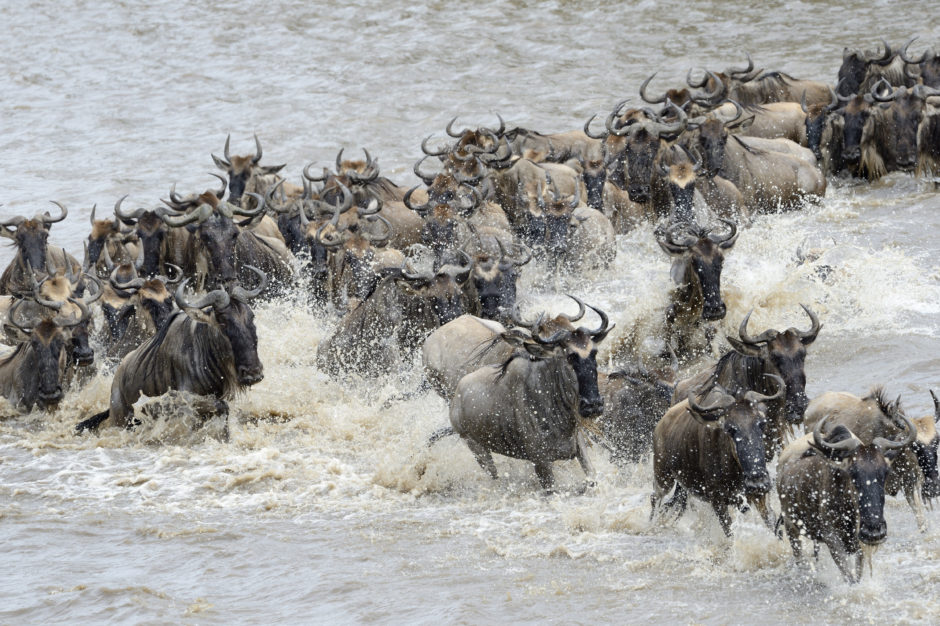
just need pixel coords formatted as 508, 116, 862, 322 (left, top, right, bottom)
341, 239, 377, 303
914, 436, 940, 499
565, 334, 604, 418
695, 119, 728, 178
581, 159, 606, 211
276, 212, 305, 255
31, 320, 66, 407
420, 207, 459, 261
848, 447, 891, 545
765, 332, 809, 423
138, 280, 175, 332
603, 136, 628, 190
840, 98, 873, 165
722, 401, 771, 495
135, 212, 168, 278
14, 220, 50, 273
922, 56, 940, 88
889, 93, 924, 169
67, 317, 94, 366
195, 214, 239, 284
426, 274, 469, 326
664, 163, 697, 223
214, 299, 263, 386
102, 301, 136, 340
804, 108, 830, 161
688, 239, 726, 321
624, 128, 661, 203
472, 260, 517, 321
837, 52, 868, 97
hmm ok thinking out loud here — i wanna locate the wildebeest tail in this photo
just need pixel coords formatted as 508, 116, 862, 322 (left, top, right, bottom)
75, 409, 109, 433
427, 427, 456, 447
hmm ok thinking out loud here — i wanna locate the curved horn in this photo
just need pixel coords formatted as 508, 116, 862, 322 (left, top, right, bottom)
231, 192, 266, 217
421, 134, 449, 157
88, 203, 97, 226
161, 203, 213, 227
649, 100, 688, 139
931, 389, 940, 422
57, 297, 91, 329
583, 113, 608, 140
80, 273, 103, 305
795, 304, 821, 345
315, 211, 345, 248
133, 234, 145, 270
900, 37, 927, 65
7, 299, 36, 334
207, 172, 227, 199
689, 387, 735, 421
870, 77, 897, 102
413, 155, 438, 186
223, 134, 232, 162
230, 265, 268, 302
738, 310, 778, 346
874, 415, 917, 451
174, 278, 230, 311
445, 116, 467, 138
640, 72, 666, 104
867, 39, 893, 66
252, 134, 263, 165
718, 100, 745, 126
109, 265, 145, 291
745, 373, 786, 404
728, 52, 755, 77
707, 218, 738, 248
303, 161, 328, 182
605, 99, 633, 137
813, 414, 862, 453
560, 294, 586, 322
43, 201, 69, 224
363, 214, 392, 246
584, 302, 610, 339
403, 185, 432, 215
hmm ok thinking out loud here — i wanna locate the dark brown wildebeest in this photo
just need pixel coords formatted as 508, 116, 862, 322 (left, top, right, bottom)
114, 198, 190, 279
438, 299, 612, 492
599, 362, 675, 464
75, 267, 268, 432
316, 255, 473, 381
652, 376, 784, 536
673, 306, 822, 459
803, 388, 940, 533
801, 87, 845, 175
86, 198, 140, 276
0, 297, 89, 411
916, 100, 940, 177
211, 134, 286, 206
0, 203, 78, 297
656, 219, 738, 357
777, 411, 915, 583
837, 39, 911, 97
687, 53, 832, 107
900, 38, 940, 88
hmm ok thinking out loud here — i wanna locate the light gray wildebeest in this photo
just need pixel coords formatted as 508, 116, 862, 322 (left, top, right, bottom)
777, 410, 915, 583
432, 298, 612, 492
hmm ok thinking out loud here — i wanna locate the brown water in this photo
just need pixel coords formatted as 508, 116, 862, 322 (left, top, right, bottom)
2, 1, 940, 623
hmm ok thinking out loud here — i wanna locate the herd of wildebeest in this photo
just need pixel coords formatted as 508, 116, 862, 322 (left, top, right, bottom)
1, 39, 939, 583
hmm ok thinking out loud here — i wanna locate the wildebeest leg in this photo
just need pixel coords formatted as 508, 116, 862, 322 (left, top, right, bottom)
75, 409, 110, 433
785, 522, 803, 560
533, 461, 555, 492
465, 439, 498, 480
712, 502, 733, 537
826, 538, 859, 583
904, 482, 928, 532
575, 431, 596, 490
752, 496, 777, 532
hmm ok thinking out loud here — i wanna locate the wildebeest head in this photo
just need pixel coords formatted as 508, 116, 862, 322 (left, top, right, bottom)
87, 198, 138, 273
689, 101, 752, 178
802, 87, 842, 161
115, 192, 194, 278
320, 210, 393, 305
643, 70, 729, 112
175, 266, 267, 386
913, 390, 940, 500
25, 265, 101, 367
107, 262, 181, 336
470, 239, 530, 321
531, 179, 581, 256
211, 134, 285, 205
0, 202, 68, 276
658, 153, 702, 223
836, 83, 886, 166
901, 40, 940, 88
162, 184, 266, 286
880, 84, 940, 170
657, 219, 738, 321
688, 376, 784, 496
509, 296, 613, 418
7, 296, 90, 408
727, 305, 821, 423
811, 412, 916, 545
394, 252, 473, 327
594, 101, 688, 203
837, 40, 894, 97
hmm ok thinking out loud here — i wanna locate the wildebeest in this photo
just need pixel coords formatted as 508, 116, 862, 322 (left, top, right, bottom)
0, 297, 89, 411
777, 411, 915, 583
212, 134, 286, 206
441, 299, 612, 491
316, 255, 473, 380
0, 203, 79, 297
687, 53, 832, 107
75, 267, 267, 432
656, 219, 738, 357
652, 376, 784, 536
688, 105, 826, 211
801, 87, 845, 174
86, 198, 140, 276
837, 39, 911, 97
599, 363, 675, 463
803, 388, 939, 532
422, 314, 514, 401
464, 239, 529, 322
673, 306, 821, 458
901, 38, 940, 88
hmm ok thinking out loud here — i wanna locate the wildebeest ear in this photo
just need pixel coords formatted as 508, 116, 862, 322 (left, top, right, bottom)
182, 307, 215, 325
0, 225, 14, 239
499, 329, 529, 347
262, 164, 287, 175
522, 341, 554, 358
211, 155, 230, 171
592, 323, 615, 344
727, 336, 762, 356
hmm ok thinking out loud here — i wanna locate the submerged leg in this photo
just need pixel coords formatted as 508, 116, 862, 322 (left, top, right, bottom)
905, 483, 928, 533
465, 439, 498, 480
785, 522, 803, 559
575, 431, 596, 490
712, 502, 733, 537
533, 461, 555, 493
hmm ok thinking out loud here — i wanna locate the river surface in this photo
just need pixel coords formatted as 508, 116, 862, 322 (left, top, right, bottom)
2, 1, 940, 623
